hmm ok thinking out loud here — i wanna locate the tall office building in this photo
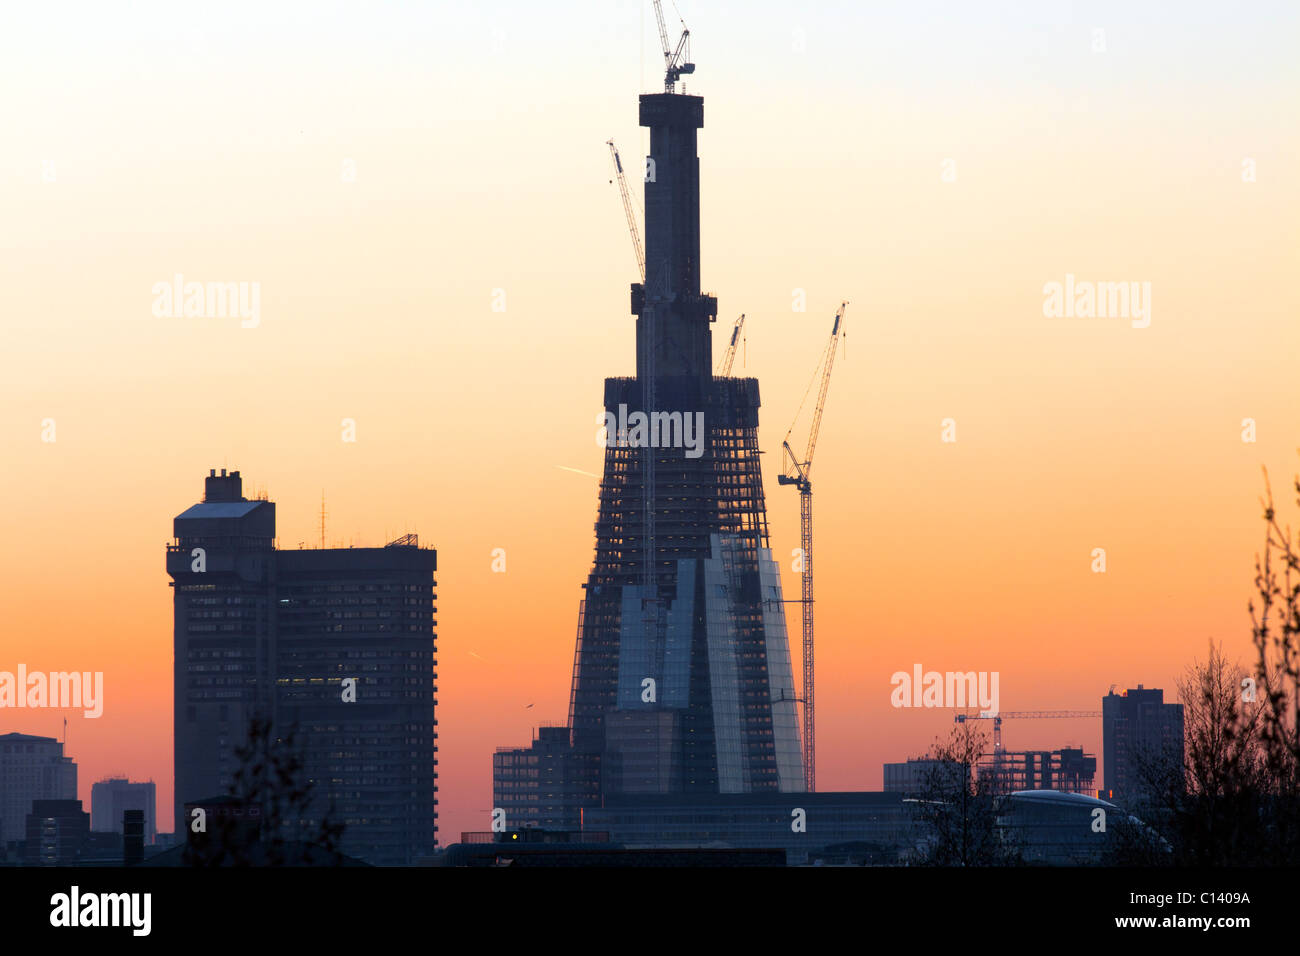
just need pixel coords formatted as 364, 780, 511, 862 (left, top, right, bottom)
0, 733, 77, 845
1102, 685, 1184, 802
168, 469, 438, 864
495, 83, 804, 815
91, 777, 157, 845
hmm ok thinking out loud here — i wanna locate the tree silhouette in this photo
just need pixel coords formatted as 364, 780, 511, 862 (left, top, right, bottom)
1248, 466, 1300, 859
1107, 643, 1267, 864
910, 721, 1021, 866
185, 713, 346, 866
1106, 462, 1300, 865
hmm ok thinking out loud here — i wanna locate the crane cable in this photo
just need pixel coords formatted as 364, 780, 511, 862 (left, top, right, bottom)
784, 337, 833, 446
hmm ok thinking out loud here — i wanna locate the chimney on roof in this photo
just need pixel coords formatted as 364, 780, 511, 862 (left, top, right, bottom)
204, 468, 245, 503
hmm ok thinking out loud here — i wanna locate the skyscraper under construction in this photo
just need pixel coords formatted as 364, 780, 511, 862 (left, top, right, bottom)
494, 67, 805, 829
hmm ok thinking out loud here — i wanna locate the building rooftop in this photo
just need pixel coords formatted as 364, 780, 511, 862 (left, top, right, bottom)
601, 790, 905, 808
175, 501, 261, 520
1008, 790, 1117, 808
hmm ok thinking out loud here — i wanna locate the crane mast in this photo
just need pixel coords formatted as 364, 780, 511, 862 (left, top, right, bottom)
606, 140, 645, 281
652, 0, 694, 93
605, 139, 655, 583
779, 301, 848, 792
717, 313, 745, 375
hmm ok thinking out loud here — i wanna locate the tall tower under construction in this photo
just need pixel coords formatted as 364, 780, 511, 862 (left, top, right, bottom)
494, 76, 805, 827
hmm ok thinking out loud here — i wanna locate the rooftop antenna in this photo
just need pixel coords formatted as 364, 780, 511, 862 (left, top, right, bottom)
319, 492, 327, 549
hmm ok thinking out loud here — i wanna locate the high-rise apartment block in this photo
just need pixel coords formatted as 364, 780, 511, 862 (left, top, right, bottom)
168, 469, 438, 864
1102, 685, 1184, 802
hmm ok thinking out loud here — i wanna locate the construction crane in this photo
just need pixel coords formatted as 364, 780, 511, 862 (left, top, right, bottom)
652, 0, 694, 93
954, 711, 1103, 755
607, 138, 657, 586
779, 301, 848, 792
716, 313, 745, 375
606, 139, 645, 281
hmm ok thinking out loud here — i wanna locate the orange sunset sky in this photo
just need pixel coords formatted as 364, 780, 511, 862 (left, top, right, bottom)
1, 1, 1298, 842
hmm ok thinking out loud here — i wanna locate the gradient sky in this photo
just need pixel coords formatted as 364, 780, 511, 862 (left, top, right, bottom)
2, 1, 1298, 843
